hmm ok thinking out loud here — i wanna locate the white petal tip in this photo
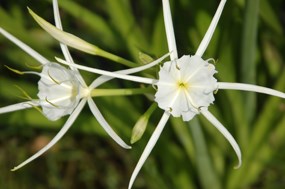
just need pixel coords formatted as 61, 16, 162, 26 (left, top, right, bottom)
128, 181, 134, 189
125, 145, 132, 150
233, 161, 242, 169
11, 167, 19, 172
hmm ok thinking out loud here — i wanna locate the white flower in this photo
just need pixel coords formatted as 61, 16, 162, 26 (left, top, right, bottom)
49, 0, 284, 188
37, 63, 87, 121
0, 0, 168, 171
155, 55, 217, 121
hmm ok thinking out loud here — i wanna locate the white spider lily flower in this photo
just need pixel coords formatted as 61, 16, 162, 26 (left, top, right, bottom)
155, 55, 217, 121
0, 0, 169, 171
37, 62, 88, 121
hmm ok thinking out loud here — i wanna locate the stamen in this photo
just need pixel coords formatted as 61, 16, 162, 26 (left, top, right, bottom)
14, 85, 33, 101
45, 97, 59, 108
27, 102, 42, 113
25, 62, 43, 70
206, 58, 217, 65
5, 65, 42, 77
5, 65, 25, 75
47, 69, 61, 85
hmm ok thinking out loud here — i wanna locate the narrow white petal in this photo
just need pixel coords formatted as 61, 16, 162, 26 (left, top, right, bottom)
55, 57, 156, 85
89, 52, 170, 89
162, 0, 178, 60
128, 112, 170, 189
195, 0, 227, 57
218, 82, 285, 98
200, 108, 241, 168
0, 27, 49, 65
52, 0, 63, 30
52, 0, 87, 87
53, 0, 73, 63
87, 97, 131, 149
0, 101, 38, 114
11, 99, 87, 171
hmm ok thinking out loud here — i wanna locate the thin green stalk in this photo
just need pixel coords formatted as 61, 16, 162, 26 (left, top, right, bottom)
91, 87, 154, 97
189, 117, 221, 189
240, 0, 259, 124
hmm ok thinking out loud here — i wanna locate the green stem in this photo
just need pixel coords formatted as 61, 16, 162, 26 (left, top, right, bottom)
189, 117, 221, 189
90, 87, 154, 97
240, 0, 259, 123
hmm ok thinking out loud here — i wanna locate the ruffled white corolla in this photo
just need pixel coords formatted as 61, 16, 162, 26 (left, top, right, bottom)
25, 0, 285, 188
0, 0, 169, 171
155, 55, 217, 121
38, 63, 87, 121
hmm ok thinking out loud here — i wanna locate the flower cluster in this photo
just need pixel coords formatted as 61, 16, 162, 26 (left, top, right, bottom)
1, 0, 285, 189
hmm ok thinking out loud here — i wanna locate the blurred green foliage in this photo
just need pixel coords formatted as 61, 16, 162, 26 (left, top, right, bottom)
0, 0, 285, 188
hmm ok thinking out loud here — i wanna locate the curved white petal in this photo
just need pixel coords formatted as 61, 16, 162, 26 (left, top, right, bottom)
0, 101, 39, 114
162, 0, 178, 60
89, 52, 170, 89
195, 0, 227, 57
52, 0, 87, 87
56, 57, 156, 85
11, 99, 87, 171
0, 27, 49, 65
217, 82, 285, 99
200, 108, 241, 168
87, 97, 131, 149
128, 112, 170, 189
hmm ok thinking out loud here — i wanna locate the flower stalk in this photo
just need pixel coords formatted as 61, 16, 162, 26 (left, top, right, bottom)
90, 87, 154, 97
